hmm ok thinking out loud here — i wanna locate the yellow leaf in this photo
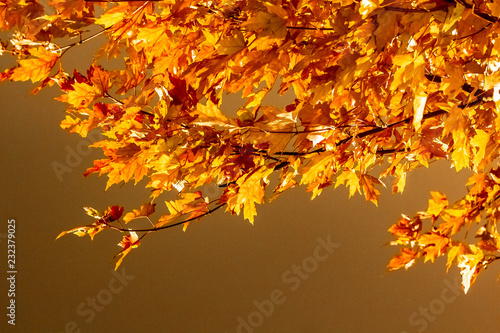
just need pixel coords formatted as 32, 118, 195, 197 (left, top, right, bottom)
335, 169, 360, 198
359, 0, 379, 19
359, 174, 381, 206
427, 191, 448, 217
137, 25, 168, 44
244, 10, 287, 39
487, 1, 500, 17
413, 89, 427, 131
58, 81, 100, 108
451, 146, 469, 171
216, 31, 246, 55
95, 7, 126, 28
114, 231, 140, 270
457, 245, 483, 294
123, 203, 156, 223
470, 129, 489, 166
446, 245, 462, 272
202, 29, 219, 46
392, 53, 414, 67
419, 232, 450, 263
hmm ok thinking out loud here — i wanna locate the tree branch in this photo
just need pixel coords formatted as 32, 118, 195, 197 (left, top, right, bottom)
454, 0, 498, 23
112, 203, 227, 233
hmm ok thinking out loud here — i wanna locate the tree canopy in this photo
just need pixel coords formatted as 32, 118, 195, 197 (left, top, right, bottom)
2, 0, 500, 293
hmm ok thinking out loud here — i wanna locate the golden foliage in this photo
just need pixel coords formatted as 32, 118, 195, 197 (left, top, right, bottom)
4, 0, 500, 286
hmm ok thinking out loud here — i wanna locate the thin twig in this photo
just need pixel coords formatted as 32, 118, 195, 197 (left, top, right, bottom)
113, 203, 226, 232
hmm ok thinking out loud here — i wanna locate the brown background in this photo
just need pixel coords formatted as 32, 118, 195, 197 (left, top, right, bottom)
1, 40, 500, 333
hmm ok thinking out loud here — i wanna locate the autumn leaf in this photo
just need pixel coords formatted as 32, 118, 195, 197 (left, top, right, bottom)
451, 146, 469, 171
413, 89, 427, 131
243, 2, 288, 40
388, 215, 422, 245
10, 47, 59, 83
457, 245, 484, 294
84, 206, 101, 219
215, 31, 246, 55
123, 203, 156, 223
48, 0, 90, 19
359, 174, 382, 206
56, 226, 90, 240
335, 169, 360, 198
105, 205, 124, 222
418, 232, 450, 263
114, 231, 140, 271
6, 0, 500, 290
470, 129, 490, 167
57, 81, 100, 109
387, 248, 418, 271
94, 5, 127, 28
426, 191, 448, 219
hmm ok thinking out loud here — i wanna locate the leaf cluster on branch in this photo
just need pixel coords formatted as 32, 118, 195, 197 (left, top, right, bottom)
2, 0, 500, 291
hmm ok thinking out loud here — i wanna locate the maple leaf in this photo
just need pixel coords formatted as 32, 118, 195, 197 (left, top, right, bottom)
419, 232, 450, 263
57, 81, 100, 109
215, 31, 246, 55
48, 0, 90, 19
105, 205, 124, 222
56, 226, 90, 240
451, 146, 470, 172
359, 174, 382, 206
475, 226, 500, 252
6, 0, 500, 291
227, 168, 274, 224
412, 89, 427, 131
123, 203, 156, 223
84, 206, 101, 219
446, 244, 464, 272
388, 215, 422, 245
94, 5, 127, 28
388, 248, 419, 271
89, 65, 112, 94
114, 231, 140, 271
335, 169, 360, 198
426, 191, 448, 220
10, 47, 59, 83
243, 2, 288, 40
359, 0, 379, 19
457, 245, 484, 294
56, 221, 107, 241
470, 129, 490, 167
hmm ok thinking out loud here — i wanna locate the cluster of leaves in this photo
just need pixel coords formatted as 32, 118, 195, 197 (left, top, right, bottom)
3, 0, 500, 291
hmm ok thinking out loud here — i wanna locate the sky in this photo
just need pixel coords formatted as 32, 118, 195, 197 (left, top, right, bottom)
2, 38, 500, 333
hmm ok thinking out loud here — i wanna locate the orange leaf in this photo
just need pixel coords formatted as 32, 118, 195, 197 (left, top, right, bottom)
419, 232, 450, 263
388, 248, 418, 271
123, 203, 156, 223
11, 47, 59, 83
114, 231, 141, 270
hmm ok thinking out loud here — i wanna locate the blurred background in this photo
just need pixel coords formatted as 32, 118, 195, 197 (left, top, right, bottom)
1, 34, 500, 333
